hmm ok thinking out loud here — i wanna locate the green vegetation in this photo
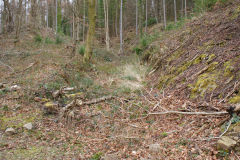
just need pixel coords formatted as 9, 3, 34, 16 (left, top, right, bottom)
55, 35, 63, 44
34, 34, 42, 43
166, 18, 186, 31
44, 37, 54, 44
78, 45, 85, 56
90, 152, 103, 160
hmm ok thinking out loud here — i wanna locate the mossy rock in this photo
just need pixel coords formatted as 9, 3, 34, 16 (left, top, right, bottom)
190, 73, 218, 98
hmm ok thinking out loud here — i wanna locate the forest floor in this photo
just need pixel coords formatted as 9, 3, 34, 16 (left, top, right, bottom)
0, 2, 240, 159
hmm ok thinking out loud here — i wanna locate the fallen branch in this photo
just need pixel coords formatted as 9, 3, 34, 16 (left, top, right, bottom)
82, 95, 113, 105
149, 111, 228, 115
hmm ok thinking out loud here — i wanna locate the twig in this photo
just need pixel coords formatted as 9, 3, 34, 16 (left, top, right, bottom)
0, 60, 14, 72
218, 117, 233, 138
148, 111, 228, 115
198, 117, 233, 141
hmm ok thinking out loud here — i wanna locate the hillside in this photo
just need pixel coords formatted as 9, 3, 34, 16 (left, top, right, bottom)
142, 0, 240, 105
0, 0, 240, 159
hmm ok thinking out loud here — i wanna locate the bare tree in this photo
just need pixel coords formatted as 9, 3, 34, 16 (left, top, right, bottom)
15, 0, 23, 40
3, 0, 14, 33
84, 0, 96, 63
103, 0, 110, 51
185, 0, 187, 18
145, 0, 148, 33
174, 0, 177, 23
119, 0, 123, 54
83, 0, 86, 42
55, 0, 57, 32
163, 0, 166, 29
136, 0, 138, 36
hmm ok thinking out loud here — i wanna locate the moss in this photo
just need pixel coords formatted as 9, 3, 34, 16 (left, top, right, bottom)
207, 54, 216, 63
193, 54, 207, 65
231, 5, 240, 20
158, 54, 208, 90
0, 113, 38, 130
229, 94, 240, 104
158, 74, 175, 89
224, 60, 234, 76
207, 62, 219, 72
201, 40, 214, 52
190, 73, 218, 98
65, 92, 83, 98
167, 50, 184, 62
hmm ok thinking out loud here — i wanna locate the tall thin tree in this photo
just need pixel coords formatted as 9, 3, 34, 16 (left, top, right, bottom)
136, 0, 138, 36
119, 0, 123, 54
103, 0, 110, 51
185, 0, 187, 18
145, 0, 148, 33
55, 0, 57, 33
163, 0, 166, 29
84, 0, 96, 63
174, 0, 177, 23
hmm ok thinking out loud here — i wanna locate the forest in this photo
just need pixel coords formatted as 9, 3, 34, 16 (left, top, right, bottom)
0, 0, 240, 159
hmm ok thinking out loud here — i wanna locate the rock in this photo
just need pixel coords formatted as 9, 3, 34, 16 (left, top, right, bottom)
14, 104, 21, 110
52, 90, 61, 98
217, 136, 237, 150
149, 143, 161, 153
233, 137, 239, 141
10, 85, 21, 91
103, 153, 119, 160
43, 102, 59, 114
5, 128, 15, 135
23, 123, 33, 130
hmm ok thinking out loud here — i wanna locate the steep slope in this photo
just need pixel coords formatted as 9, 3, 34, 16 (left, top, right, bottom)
143, 0, 240, 104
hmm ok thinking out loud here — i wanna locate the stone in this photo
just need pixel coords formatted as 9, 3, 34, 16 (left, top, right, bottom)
217, 136, 237, 150
23, 123, 33, 130
149, 143, 161, 153
10, 85, 21, 91
5, 128, 15, 135
43, 102, 59, 114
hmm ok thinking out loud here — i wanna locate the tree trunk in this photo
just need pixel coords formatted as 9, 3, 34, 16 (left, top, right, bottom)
84, 0, 96, 63
145, 0, 148, 33
3, 0, 14, 33
151, 0, 158, 24
46, 0, 49, 28
30, 0, 38, 30
83, 0, 86, 42
163, 0, 166, 29
119, 0, 123, 54
185, 0, 187, 18
115, 0, 118, 37
181, 0, 184, 18
103, 0, 110, 51
15, 0, 23, 40
136, 0, 138, 36
174, 0, 177, 23
55, 0, 57, 33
